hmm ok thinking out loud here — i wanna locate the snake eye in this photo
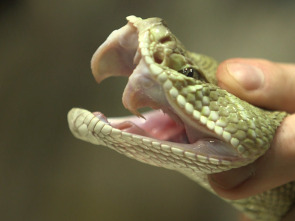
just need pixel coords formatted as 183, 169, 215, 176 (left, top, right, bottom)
178, 67, 205, 81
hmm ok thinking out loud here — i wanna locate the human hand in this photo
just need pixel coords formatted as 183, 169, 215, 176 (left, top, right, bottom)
207, 58, 295, 220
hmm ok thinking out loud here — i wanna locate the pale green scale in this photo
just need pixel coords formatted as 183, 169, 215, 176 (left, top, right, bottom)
225, 123, 238, 133
195, 90, 203, 100
218, 108, 230, 117
209, 101, 219, 111
201, 106, 210, 116
208, 111, 219, 121
234, 130, 247, 140
202, 96, 210, 105
247, 129, 256, 139
216, 117, 228, 127
186, 93, 196, 103
209, 90, 219, 101
229, 113, 239, 123
237, 120, 249, 131
195, 100, 203, 111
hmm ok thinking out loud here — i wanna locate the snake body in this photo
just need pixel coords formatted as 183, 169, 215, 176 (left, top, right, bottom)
68, 16, 295, 220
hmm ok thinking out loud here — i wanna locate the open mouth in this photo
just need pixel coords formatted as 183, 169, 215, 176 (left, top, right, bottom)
68, 16, 256, 176
88, 16, 241, 161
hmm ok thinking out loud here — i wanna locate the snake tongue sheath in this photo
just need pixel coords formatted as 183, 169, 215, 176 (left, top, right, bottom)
68, 16, 293, 220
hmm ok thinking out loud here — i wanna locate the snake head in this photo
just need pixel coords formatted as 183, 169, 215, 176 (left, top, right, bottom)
69, 16, 286, 175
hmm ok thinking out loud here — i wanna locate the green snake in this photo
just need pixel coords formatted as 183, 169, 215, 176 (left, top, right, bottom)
67, 16, 295, 220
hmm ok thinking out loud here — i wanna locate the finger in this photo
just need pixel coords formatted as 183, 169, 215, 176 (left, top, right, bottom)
239, 214, 252, 221
282, 205, 295, 221
216, 58, 295, 113
208, 114, 295, 200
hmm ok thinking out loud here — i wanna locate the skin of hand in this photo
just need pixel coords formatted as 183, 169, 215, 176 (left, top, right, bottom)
207, 58, 295, 220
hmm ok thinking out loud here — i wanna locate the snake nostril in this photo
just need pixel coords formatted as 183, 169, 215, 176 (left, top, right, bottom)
159, 36, 172, 44
154, 51, 164, 64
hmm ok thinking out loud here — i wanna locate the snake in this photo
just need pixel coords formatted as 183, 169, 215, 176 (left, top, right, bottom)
67, 16, 295, 220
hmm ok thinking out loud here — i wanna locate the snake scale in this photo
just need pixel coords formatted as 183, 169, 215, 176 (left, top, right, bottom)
67, 16, 295, 220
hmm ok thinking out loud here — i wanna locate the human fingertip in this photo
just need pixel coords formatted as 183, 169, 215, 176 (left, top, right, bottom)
226, 62, 265, 90
208, 164, 254, 199
217, 58, 295, 111
209, 165, 253, 189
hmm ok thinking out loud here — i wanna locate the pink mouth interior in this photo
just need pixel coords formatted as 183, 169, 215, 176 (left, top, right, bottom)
108, 110, 188, 143
93, 108, 242, 159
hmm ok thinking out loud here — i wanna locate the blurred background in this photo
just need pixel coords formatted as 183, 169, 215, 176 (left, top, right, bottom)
1, 0, 295, 220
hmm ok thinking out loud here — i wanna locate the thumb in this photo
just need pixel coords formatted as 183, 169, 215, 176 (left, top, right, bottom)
208, 58, 295, 200
216, 58, 295, 112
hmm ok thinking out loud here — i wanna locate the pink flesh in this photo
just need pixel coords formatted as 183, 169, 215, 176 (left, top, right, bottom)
108, 110, 188, 143
91, 23, 138, 83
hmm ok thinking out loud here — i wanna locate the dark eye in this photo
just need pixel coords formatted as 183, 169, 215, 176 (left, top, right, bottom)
178, 67, 205, 81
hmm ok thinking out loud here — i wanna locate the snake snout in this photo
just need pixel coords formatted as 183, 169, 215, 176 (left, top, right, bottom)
90, 21, 139, 83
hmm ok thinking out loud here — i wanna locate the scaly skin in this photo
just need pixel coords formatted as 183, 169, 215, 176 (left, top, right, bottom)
67, 16, 295, 220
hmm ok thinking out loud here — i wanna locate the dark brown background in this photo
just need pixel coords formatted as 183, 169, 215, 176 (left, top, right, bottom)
1, 1, 295, 220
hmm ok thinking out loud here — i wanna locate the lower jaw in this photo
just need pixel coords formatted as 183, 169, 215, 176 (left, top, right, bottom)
93, 109, 240, 160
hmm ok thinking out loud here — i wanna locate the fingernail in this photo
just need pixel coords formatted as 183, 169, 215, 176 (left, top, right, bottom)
209, 165, 254, 190
226, 63, 264, 90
